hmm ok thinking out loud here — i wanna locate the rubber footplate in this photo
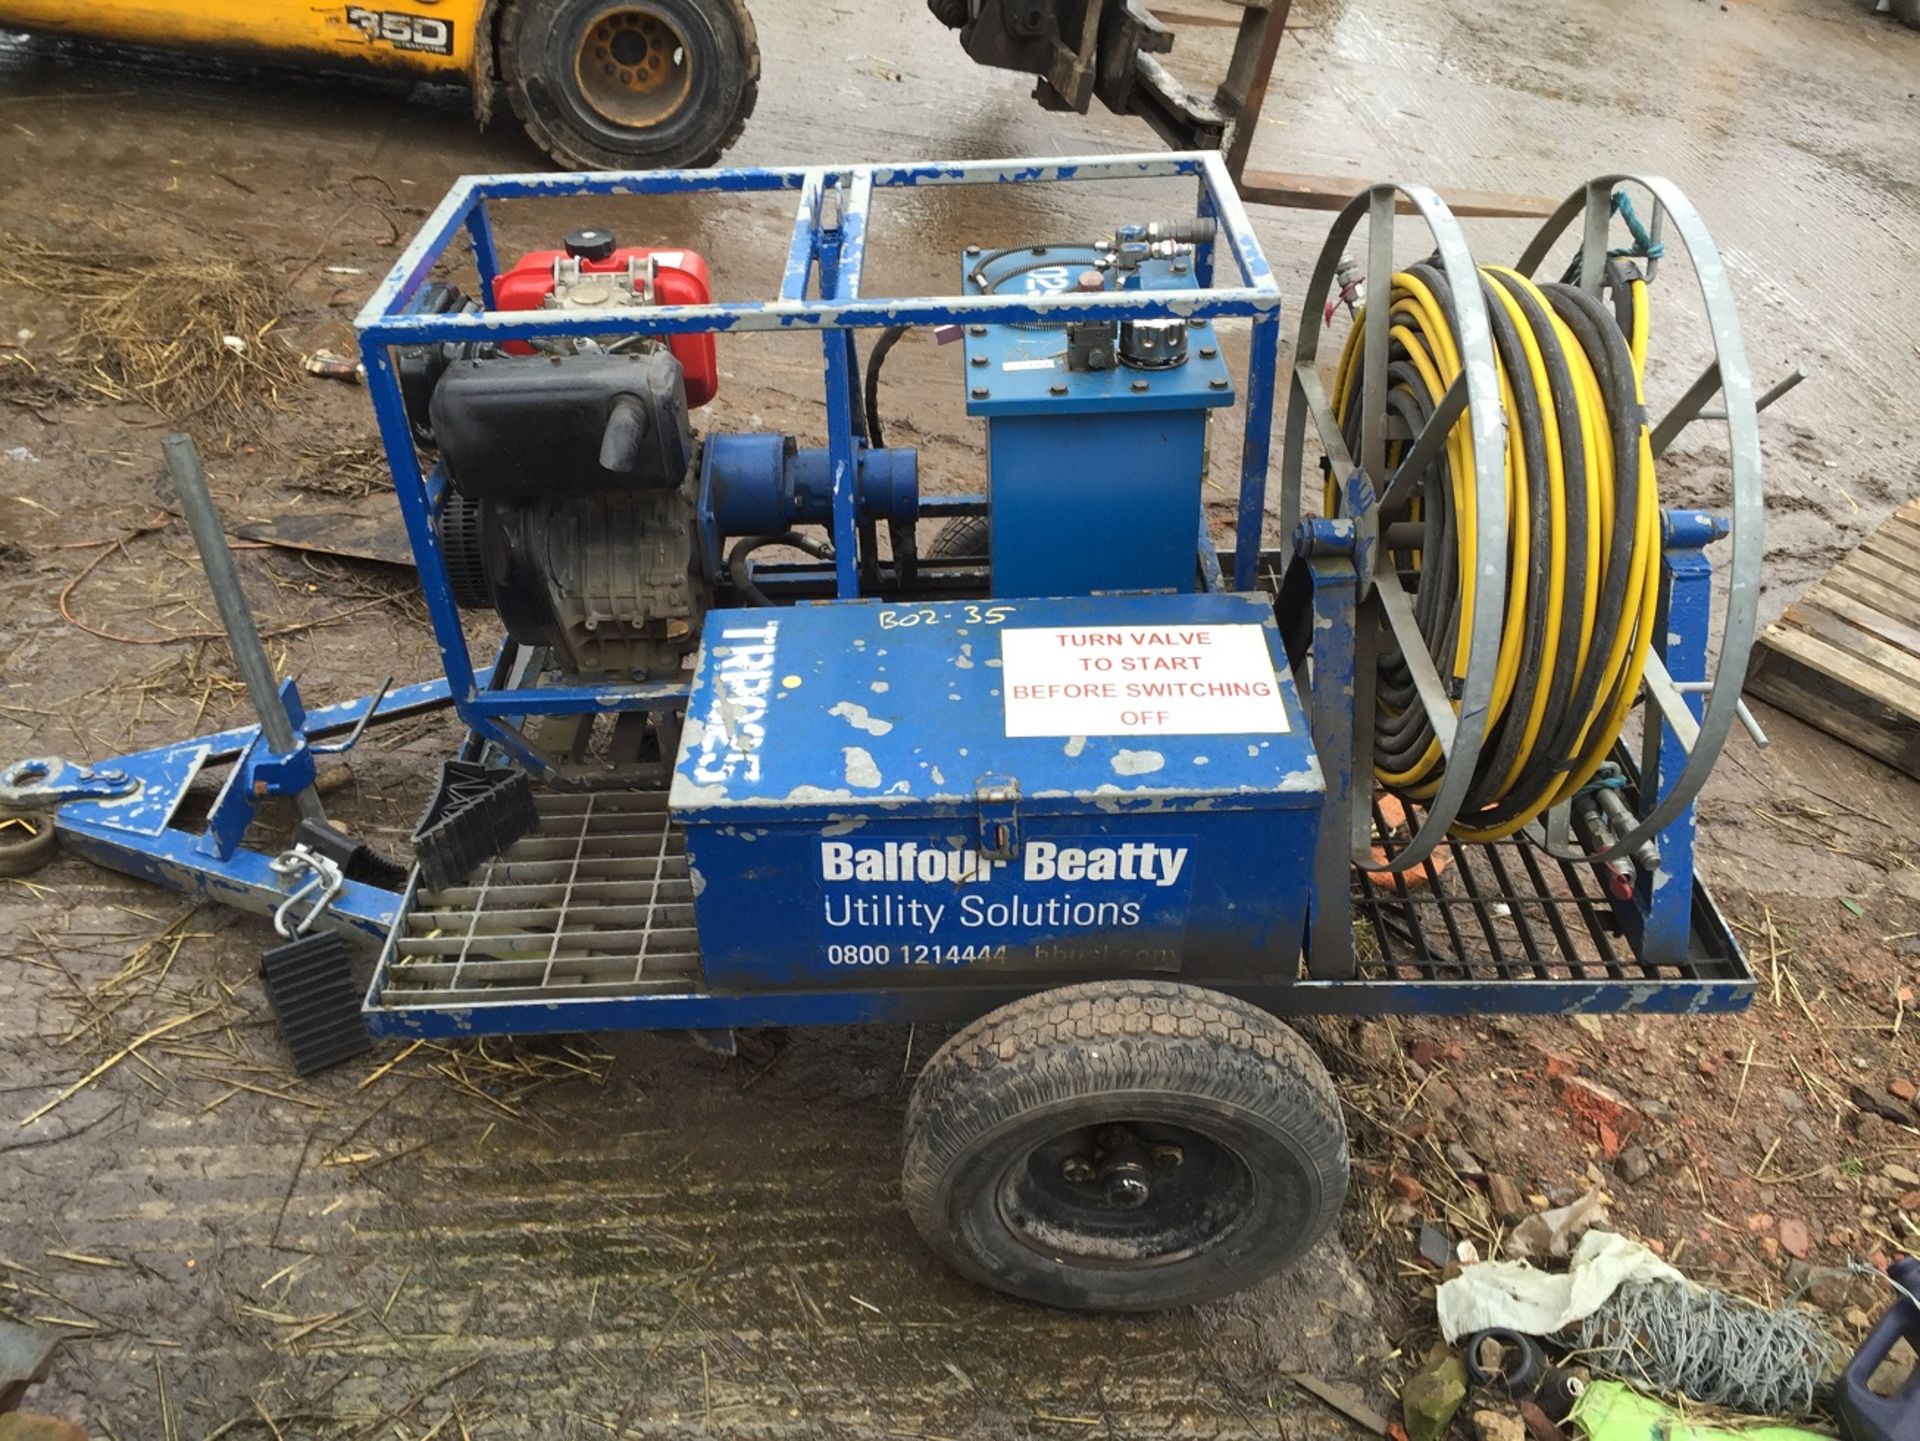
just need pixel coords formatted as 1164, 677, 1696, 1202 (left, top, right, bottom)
260, 931, 372, 1076
411, 761, 536, 889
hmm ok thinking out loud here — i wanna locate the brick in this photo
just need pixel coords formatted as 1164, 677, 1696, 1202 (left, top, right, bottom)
0, 1419, 89, 1441
1558, 1075, 1643, 1158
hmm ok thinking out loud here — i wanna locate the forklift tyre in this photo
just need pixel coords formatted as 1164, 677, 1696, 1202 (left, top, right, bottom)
902, 980, 1347, 1311
0, 811, 57, 877
501, 0, 760, 171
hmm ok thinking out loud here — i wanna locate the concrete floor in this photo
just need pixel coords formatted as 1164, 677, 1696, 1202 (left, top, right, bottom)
1, 0, 1918, 1434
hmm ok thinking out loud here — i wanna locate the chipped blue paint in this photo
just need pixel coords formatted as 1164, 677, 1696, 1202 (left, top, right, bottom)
1624, 513, 1716, 963
0, 757, 135, 809
1300, 550, 1359, 982
464, 200, 502, 309
1235, 312, 1281, 589
59, 819, 400, 940
355, 152, 1279, 342
836, 169, 872, 302
199, 677, 317, 861
671, 593, 1321, 993
779, 169, 825, 302
480, 679, 689, 717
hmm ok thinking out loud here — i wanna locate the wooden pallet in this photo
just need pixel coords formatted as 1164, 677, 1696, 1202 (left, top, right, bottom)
1746, 497, 1920, 778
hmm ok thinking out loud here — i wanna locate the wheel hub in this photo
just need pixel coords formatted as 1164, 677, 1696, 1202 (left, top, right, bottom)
575, 7, 694, 130
1018, 1119, 1247, 1265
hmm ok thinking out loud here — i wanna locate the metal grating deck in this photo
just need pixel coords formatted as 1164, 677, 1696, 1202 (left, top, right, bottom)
1351, 792, 1743, 987
376, 790, 701, 1008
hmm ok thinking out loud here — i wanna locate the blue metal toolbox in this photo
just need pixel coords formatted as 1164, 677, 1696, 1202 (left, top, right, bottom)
671, 590, 1322, 990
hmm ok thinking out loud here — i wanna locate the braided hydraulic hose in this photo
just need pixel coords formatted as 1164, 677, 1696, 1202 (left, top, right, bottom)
1326, 259, 1660, 841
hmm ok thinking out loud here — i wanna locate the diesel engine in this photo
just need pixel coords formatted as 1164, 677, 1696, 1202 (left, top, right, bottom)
400, 229, 718, 680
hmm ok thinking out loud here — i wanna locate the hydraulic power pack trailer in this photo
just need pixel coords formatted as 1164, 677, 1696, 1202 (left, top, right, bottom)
0, 153, 1765, 1310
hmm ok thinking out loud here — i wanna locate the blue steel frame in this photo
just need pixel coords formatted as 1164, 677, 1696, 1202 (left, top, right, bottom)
352, 152, 1284, 781
360, 502, 1751, 1041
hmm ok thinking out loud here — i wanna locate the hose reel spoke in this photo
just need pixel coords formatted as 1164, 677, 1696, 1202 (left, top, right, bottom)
1640, 653, 1702, 754
1359, 190, 1395, 484
1374, 567, 1458, 763
1576, 179, 1613, 300
1293, 365, 1357, 480
1378, 371, 1467, 518
1650, 359, 1723, 458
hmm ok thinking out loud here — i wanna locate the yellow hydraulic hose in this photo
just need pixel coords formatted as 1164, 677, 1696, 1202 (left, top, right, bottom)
1328, 258, 1661, 840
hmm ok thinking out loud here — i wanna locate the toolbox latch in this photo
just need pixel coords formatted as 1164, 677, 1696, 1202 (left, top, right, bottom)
974, 777, 1022, 861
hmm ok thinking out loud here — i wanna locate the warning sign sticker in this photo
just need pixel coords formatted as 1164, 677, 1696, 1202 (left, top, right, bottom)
1000, 623, 1290, 737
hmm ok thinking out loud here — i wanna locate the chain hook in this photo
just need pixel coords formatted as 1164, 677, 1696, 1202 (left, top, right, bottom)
269, 843, 345, 940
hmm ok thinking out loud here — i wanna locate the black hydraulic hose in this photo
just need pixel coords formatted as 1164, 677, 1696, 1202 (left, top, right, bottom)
864, 325, 909, 450
727, 532, 834, 607
1480, 268, 1592, 820
1538, 280, 1648, 780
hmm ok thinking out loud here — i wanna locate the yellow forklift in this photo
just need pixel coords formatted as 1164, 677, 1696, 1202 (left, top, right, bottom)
0, 0, 761, 169
0, 0, 1554, 200
0, 0, 1306, 180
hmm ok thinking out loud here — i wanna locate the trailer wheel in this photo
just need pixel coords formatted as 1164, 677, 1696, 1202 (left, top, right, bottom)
501, 0, 759, 171
902, 980, 1347, 1311
0, 811, 58, 877
927, 513, 989, 560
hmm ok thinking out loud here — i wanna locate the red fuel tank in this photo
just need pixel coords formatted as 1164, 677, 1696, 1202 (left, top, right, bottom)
494, 242, 719, 408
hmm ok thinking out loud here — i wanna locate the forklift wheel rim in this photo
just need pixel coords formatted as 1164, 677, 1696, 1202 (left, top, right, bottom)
574, 5, 695, 130
996, 1119, 1255, 1267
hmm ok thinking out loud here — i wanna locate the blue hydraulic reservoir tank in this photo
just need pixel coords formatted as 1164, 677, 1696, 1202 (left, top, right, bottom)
670, 591, 1322, 992
962, 245, 1235, 597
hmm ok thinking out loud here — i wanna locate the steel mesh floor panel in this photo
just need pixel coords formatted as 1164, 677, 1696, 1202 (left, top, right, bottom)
379, 790, 701, 1007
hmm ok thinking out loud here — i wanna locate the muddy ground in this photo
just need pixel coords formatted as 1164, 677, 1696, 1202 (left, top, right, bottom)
1, 0, 1918, 1435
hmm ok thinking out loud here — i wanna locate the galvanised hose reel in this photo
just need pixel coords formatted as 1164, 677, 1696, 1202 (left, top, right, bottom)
1280, 175, 1764, 919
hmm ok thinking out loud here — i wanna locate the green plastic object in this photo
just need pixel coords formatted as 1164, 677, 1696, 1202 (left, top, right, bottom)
1571, 1380, 1832, 1440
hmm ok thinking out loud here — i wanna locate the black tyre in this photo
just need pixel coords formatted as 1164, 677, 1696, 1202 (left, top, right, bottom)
927, 513, 989, 560
902, 980, 1348, 1311
0, 811, 58, 877
501, 0, 760, 170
